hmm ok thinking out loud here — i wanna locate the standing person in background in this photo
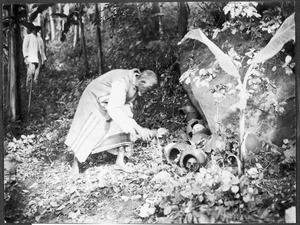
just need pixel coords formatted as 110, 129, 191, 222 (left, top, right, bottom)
22, 25, 45, 89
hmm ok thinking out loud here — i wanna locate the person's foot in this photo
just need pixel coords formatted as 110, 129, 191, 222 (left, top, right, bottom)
115, 163, 136, 173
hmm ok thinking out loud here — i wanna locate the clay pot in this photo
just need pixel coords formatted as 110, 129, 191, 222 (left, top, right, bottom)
245, 133, 262, 154
186, 119, 202, 138
164, 142, 192, 164
179, 147, 207, 172
191, 132, 210, 145
179, 105, 200, 122
186, 119, 211, 139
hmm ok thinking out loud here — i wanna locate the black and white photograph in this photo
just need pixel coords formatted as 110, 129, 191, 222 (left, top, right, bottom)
2, 1, 297, 223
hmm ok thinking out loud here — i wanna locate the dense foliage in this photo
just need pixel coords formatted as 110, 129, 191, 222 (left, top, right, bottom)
3, 2, 296, 223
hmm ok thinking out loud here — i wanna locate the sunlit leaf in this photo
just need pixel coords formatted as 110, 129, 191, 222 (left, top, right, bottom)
68, 209, 81, 219
50, 201, 59, 208
260, 208, 270, 219
282, 146, 296, 163
156, 128, 169, 138
56, 204, 66, 211
222, 183, 231, 192
121, 196, 130, 202
179, 29, 240, 78
231, 176, 240, 185
247, 167, 258, 176
242, 194, 252, 203
231, 185, 239, 193
285, 55, 292, 64
192, 210, 214, 223
186, 212, 194, 223
164, 205, 172, 215
252, 13, 295, 63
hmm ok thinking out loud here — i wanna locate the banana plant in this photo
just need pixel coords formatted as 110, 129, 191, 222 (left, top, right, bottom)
178, 13, 295, 176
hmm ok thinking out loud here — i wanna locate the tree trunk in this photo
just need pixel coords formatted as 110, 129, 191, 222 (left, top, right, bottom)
8, 5, 22, 121
79, 5, 89, 80
2, 8, 8, 122
297, 54, 300, 151
178, 2, 189, 39
159, 4, 163, 38
14, 7, 22, 120
56, 4, 63, 34
40, 14, 47, 54
151, 2, 162, 39
152, 2, 160, 32
95, 3, 104, 75
1, 7, 5, 129
49, 6, 55, 41
100, 3, 105, 27
59, 3, 64, 31
73, 23, 79, 48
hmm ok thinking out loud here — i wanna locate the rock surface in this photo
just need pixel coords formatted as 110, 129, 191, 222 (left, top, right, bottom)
179, 33, 295, 146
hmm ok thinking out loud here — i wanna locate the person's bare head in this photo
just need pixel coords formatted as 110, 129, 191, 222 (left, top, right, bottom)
136, 70, 158, 96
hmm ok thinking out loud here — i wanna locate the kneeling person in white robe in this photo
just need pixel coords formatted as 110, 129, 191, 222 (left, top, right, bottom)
65, 69, 158, 173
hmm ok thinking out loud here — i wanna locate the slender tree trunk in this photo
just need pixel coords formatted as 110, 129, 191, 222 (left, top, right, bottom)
178, 2, 190, 39
2, 9, 8, 122
151, 2, 161, 39
0, 5, 4, 156
57, 4, 63, 34
59, 3, 64, 31
40, 14, 47, 54
43, 16, 48, 53
100, 3, 105, 27
152, 2, 160, 31
159, 4, 163, 38
95, 3, 104, 75
79, 5, 89, 80
6, 24, 10, 120
297, 50, 300, 152
1, 6, 5, 130
49, 6, 55, 41
73, 23, 79, 48
14, 7, 22, 120
8, 5, 22, 121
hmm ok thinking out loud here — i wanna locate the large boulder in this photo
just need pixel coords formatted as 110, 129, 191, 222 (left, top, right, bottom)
179, 33, 295, 146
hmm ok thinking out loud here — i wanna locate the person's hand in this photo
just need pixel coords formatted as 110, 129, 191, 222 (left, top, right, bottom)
135, 125, 153, 141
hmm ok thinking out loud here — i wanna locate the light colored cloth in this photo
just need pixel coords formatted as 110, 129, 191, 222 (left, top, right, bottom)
22, 33, 39, 63
92, 120, 131, 155
65, 69, 141, 162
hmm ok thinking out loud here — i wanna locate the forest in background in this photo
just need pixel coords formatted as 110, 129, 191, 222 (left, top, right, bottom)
2, 1, 297, 223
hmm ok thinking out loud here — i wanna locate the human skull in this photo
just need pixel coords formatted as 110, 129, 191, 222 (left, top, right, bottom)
186, 157, 198, 172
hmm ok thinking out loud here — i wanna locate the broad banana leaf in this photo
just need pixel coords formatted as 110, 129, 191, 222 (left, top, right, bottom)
252, 13, 295, 64
179, 28, 240, 78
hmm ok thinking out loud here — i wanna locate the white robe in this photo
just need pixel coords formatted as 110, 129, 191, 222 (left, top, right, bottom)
65, 69, 140, 162
22, 33, 39, 63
